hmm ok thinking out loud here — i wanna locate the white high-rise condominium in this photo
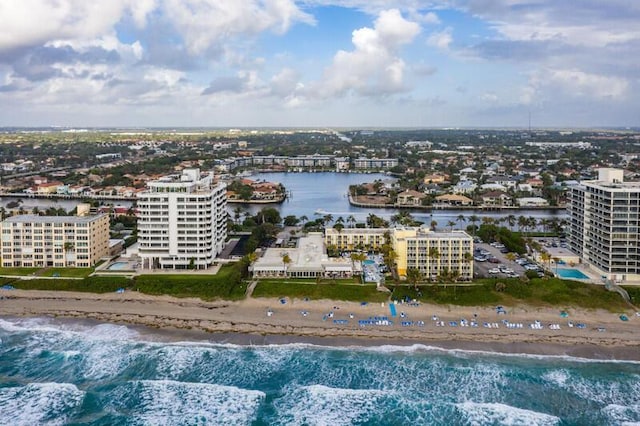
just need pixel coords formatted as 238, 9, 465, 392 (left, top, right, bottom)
568, 168, 640, 282
137, 169, 227, 270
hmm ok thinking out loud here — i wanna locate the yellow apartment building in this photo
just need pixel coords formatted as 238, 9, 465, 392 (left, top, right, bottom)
1, 214, 109, 268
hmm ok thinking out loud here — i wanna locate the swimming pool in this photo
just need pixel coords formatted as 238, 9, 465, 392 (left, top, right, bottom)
363, 259, 375, 265
107, 261, 132, 271
556, 268, 589, 279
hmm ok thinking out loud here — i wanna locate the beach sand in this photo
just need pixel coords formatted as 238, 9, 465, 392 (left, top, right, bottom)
1, 289, 639, 360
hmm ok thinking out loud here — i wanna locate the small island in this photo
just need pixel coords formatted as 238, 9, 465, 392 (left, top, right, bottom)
225, 177, 286, 204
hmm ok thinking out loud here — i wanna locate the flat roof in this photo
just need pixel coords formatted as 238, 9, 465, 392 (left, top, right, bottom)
3, 214, 106, 224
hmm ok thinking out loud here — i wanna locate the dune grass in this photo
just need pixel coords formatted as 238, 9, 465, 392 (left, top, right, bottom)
252, 280, 389, 302
134, 265, 246, 300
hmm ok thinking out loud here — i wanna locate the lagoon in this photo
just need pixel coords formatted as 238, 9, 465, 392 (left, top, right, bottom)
237, 172, 567, 225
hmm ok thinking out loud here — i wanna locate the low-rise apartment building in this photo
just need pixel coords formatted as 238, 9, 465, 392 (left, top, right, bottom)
324, 228, 388, 251
1, 213, 109, 267
324, 227, 474, 280
392, 228, 474, 280
353, 158, 399, 169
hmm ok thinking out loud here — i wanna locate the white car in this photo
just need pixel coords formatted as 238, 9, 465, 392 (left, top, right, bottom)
488, 268, 500, 274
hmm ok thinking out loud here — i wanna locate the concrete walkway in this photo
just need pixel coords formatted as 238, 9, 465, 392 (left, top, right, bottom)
245, 280, 258, 298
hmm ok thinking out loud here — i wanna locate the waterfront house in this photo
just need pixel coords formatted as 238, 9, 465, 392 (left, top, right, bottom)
481, 190, 512, 206
396, 189, 426, 206
516, 197, 549, 207
434, 194, 473, 206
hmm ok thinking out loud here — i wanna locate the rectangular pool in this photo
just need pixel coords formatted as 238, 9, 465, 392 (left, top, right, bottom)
556, 268, 589, 280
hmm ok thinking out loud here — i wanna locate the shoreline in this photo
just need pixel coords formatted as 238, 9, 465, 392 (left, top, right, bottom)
1, 289, 639, 361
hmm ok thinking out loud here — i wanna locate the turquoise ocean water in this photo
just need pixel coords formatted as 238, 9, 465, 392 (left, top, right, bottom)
0, 317, 639, 425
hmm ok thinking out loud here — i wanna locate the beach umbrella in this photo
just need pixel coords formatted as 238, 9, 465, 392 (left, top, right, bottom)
560, 311, 568, 318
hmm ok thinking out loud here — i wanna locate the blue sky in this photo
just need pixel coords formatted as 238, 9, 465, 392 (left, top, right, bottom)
0, 0, 638, 128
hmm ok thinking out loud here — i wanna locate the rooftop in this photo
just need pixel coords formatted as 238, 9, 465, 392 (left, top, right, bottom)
3, 214, 106, 224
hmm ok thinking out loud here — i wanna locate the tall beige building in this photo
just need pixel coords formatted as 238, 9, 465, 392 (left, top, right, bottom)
1, 213, 110, 268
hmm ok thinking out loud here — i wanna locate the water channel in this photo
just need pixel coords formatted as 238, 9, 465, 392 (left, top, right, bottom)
0, 172, 567, 226
235, 172, 568, 225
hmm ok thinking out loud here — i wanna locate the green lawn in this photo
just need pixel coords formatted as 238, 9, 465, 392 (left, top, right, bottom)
252, 281, 389, 302
134, 265, 246, 300
624, 286, 640, 307
388, 278, 629, 310
12, 276, 132, 293
39, 268, 94, 278
0, 267, 40, 276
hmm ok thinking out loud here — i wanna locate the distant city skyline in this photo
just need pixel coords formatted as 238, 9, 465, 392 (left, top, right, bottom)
1, 1, 638, 128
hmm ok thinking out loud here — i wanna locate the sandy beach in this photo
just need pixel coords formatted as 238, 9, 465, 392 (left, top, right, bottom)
1, 288, 639, 360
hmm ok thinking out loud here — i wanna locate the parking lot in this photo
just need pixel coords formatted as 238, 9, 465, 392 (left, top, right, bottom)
473, 241, 534, 279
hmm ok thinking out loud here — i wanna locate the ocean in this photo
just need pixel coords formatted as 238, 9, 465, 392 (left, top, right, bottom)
0, 317, 639, 425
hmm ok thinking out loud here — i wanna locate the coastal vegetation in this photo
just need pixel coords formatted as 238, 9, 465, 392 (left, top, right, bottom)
389, 277, 630, 311
252, 281, 389, 302
1, 263, 633, 311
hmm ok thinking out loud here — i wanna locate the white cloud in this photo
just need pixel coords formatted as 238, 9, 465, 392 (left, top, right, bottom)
523, 68, 629, 104
462, 0, 640, 48
164, 0, 315, 54
426, 27, 452, 49
0, 1, 153, 52
420, 12, 441, 24
313, 9, 420, 97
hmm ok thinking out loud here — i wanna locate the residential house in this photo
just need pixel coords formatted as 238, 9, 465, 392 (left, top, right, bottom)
452, 180, 477, 195
434, 194, 473, 206
481, 191, 512, 206
396, 190, 426, 206
516, 197, 549, 207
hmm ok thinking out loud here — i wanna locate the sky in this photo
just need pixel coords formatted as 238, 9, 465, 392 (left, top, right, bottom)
0, 0, 638, 128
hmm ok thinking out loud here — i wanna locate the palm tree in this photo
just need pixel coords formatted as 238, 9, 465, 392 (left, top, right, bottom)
430, 220, 438, 231
323, 213, 334, 226
282, 253, 292, 277
336, 216, 345, 225
428, 247, 440, 281
347, 215, 356, 228
406, 268, 422, 290
456, 214, 466, 227
0, 207, 6, 221
233, 206, 243, 224
506, 214, 516, 231
447, 220, 456, 231
540, 251, 551, 272
468, 214, 479, 235
350, 252, 367, 282
63, 241, 75, 266
517, 215, 528, 232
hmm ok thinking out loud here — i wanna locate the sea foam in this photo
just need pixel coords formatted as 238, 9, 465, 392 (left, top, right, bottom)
0, 382, 84, 426
273, 384, 388, 426
456, 402, 560, 426
124, 380, 264, 425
